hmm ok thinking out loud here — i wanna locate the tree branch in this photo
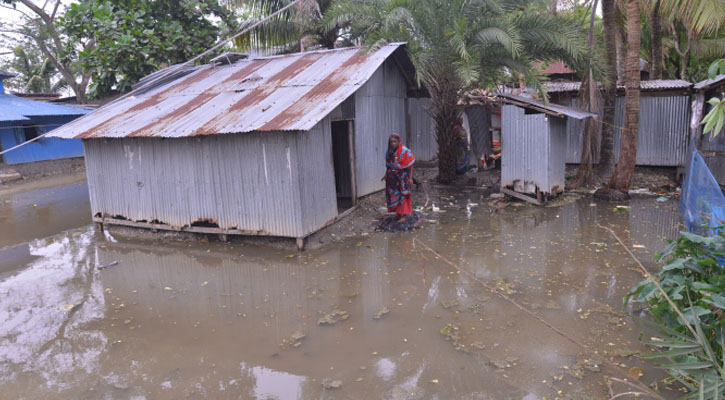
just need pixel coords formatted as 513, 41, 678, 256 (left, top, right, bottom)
50, 0, 61, 21
17, 0, 64, 53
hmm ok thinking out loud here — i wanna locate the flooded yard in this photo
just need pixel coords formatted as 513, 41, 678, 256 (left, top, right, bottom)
0, 184, 683, 399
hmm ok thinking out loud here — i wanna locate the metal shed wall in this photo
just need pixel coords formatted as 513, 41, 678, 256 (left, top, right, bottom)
502, 105, 566, 194
83, 125, 337, 238
354, 60, 407, 196
564, 95, 690, 166
297, 117, 338, 234
406, 97, 437, 161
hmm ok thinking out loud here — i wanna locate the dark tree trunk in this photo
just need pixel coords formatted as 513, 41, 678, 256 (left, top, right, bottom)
426, 70, 460, 184
597, 0, 618, 178
650, 0, 663, 79
608, 0, 640, 192
573, 0, 600, 187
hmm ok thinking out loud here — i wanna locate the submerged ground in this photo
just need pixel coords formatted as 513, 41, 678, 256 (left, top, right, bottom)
0, 177, 683, 399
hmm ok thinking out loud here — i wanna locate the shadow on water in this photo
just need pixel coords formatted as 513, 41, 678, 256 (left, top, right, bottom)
0, 187, 684, 399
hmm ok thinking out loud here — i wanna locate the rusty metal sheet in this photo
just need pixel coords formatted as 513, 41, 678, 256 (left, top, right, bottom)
545, 79, 692, 94
47, 44, 407, 139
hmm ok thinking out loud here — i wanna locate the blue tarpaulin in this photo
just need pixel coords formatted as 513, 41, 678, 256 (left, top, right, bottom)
679, 150, 725, 235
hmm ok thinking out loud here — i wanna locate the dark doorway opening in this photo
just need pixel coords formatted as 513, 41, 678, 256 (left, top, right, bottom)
331, 120, 356, 214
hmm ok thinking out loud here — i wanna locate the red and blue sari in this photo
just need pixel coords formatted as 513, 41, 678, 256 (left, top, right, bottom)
385, 135, 415, 215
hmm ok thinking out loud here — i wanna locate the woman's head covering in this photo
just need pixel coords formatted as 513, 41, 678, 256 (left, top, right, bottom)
387, 133, 402, 160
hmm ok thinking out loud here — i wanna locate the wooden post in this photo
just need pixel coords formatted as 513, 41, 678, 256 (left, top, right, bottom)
296, 237, 305, 251
348, 120, 357, 206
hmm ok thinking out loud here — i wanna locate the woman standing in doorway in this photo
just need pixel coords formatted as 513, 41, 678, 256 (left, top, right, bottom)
383, 133, 415, 222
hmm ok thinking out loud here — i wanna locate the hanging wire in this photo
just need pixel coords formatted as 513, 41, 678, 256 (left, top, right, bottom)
0, 0, 305, 157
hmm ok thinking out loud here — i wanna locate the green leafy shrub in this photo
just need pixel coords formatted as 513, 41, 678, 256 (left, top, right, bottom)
627, 230, 725, 397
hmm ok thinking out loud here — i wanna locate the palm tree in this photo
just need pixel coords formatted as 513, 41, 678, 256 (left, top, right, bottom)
597, 0, 618, 178
228, 0, 347, 51
324, 0, 589, 183
646, 0, 725, 81
607, 0, 640, 192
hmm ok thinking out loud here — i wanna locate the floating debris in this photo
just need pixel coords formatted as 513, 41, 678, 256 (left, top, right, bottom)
491, 357, 518, 369
322, 379, 343, 389
97, 261, 119, 270
373, 306, 389, 320
318, 309, 349, 325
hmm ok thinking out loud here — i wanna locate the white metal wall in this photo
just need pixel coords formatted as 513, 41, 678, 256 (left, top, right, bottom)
354, 60, 408, 196
83, 127, 337, 238
502, 105, 565, 194
407, 97, 437, 161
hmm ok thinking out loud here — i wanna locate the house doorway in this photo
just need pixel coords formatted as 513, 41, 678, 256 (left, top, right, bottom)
331, 120, 356, 214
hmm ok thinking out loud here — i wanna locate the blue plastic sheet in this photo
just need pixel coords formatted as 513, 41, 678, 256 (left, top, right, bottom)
679, 150, 725, 235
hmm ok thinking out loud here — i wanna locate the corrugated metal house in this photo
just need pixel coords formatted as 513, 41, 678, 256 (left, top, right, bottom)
693, 75, 725, 185
47, 44, 434, 245
0, 70, 89, 164
546, 80, 692, 167
499, 94, 596, 204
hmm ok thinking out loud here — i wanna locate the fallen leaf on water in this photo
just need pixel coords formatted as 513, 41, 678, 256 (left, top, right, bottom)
356, 241, 363, 247
628, 366, 643, 381
430, 379, 439, 383
632, 244, 645, 249
201, 281, 208, 286
164, 287, 173, 291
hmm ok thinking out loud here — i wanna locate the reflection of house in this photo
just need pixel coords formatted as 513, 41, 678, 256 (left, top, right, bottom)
693, 75, 725, 185
0, 70, 89, 165
47, 44, 434, 246
546, 79, 692, 168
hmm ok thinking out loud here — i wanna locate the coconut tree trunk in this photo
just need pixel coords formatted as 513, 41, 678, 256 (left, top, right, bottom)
616, 22, 627, 83
608, 0, 640, 192
597, 0, 618, 178
427, 69, 460, 184
573, 0, 600, 187
650, 0, 663, 79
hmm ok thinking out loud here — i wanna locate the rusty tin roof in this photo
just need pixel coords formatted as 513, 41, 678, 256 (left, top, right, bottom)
48, 43, 412, 139
497, 93, 597, 120
545, 79, 692, 94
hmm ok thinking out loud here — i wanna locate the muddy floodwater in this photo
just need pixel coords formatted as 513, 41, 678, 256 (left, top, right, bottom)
0, 184, 683, 399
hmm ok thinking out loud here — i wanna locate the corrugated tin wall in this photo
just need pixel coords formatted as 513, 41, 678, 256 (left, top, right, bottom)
406, 97, 437, 161
565, 95, 690, 166
83, 129, 334, 238
354, 60, 407, 196
502, 105, 561, 194
297, 117, 338, 234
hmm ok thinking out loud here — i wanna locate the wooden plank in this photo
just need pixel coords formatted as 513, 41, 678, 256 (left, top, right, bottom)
93, 217, 272, 236
501, 188, 543, 206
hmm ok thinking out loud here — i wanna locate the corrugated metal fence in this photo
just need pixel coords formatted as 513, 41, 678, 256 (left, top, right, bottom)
565, 95, 690, 166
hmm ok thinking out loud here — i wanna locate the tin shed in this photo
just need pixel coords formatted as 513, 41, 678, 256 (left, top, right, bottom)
545, 80, 692, 167
498, 94, 596, 204
47, 44, 431, 246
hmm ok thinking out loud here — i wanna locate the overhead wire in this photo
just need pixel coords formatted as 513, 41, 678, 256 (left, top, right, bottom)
0, 0, 305, 157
